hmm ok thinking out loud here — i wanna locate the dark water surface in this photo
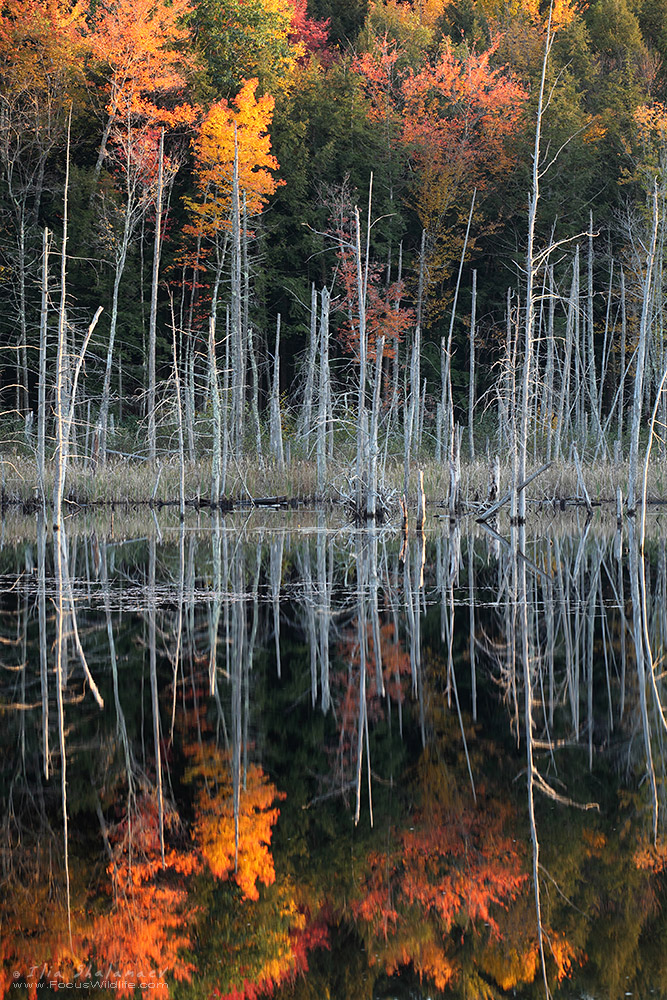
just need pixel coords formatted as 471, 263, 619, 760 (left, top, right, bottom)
1, 509, 666, 1000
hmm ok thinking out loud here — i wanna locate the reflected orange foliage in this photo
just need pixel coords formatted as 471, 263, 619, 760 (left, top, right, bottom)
351, 741, 528, 991
0, 871, 82, 1000
549, 931, 578, 982
482, 938, 539, 990
634, 836, 667, 872
88, 793, 197, 997
0, 792, 197, 999
185, 743, 285, 900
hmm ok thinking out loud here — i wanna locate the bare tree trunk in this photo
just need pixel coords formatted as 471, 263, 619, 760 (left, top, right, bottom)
298, 283, 318, 448
52, 125, 72, 534
147, 130, 165, 466
248, 324, 263, 462
468, 536, 477, 721
444, 193, 476, 463
172, 302, 185, 520
316, 288, 330, 493
618, 266, 627, 451
628, 181, 659, 513
270, 315, 284, 469
17, 214, 29, 414
544, 266, 555, 462
468, 269, 477, 460
516, 16, 553, 523
209, 317, 222, 504
555, 254, 577, 460
518, 520, 550, 997
355, 193, 369, 514
231, 130, 244, 456
270, 532, 283, 678
367, 335, 385, 519
37, 514, 49, 778
148, 534, 165, 865
221, 308, 230, 495
53, 114, 102, 551
37, 228, 49, 507
403, 335, 418, 500
587, 212, 598, 431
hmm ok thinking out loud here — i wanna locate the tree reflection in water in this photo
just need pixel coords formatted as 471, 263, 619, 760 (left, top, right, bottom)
0, 511, 665, 999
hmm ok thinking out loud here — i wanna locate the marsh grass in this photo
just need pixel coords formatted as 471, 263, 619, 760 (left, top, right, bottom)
2, 444, 666, 518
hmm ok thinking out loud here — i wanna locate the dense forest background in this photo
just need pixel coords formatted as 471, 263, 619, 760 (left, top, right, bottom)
2, 0, 667, 476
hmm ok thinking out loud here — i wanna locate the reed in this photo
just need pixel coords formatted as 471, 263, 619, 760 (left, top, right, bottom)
2, 449, 664, 516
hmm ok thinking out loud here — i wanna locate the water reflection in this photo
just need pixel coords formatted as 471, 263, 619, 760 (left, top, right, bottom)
0, 511, 666, 998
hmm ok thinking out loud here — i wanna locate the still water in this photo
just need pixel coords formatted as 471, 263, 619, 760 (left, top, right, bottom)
0, 508, 666, 1000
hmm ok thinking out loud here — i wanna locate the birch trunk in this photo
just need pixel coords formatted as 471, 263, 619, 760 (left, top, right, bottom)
355, 196, 369, 514
367, 335, 385, 519
516, 18, 552, 523
618, 266, 627, 450
270, 315, 284, 469
147, 130, 165, 466
468, 269, 477, 460
298, 283, 318, 447
231, 130, 244, 456
628, 182, 659, 513
37, 228, 49, 506
316, 287, 330, 493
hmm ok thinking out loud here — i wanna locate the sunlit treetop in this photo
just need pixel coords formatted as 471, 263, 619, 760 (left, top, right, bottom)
473, 0, 580, 30
186, 77, 283, 239
90, 0, 196, 127
0, 0, 88, 95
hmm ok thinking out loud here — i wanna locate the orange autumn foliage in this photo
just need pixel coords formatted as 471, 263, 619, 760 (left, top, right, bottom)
0, 793, 197, 1000
353, 32, 526, 302
185, 743, 285, 900
634, 836, 667, 872
88, 793, 197, 998
400, 41, 527, 212
287, 0, 330, 57
90, 0, 195, 129
0, 867, 83, 1000
0, 0, 88, 92
186, 78, 282, 240
351, 750, 527, 990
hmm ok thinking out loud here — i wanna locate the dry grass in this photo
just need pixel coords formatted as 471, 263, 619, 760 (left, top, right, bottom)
2, 447, 666, 517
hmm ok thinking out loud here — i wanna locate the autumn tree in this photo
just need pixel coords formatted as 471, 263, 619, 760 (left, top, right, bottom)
401, 42, 526, 308
187, 79, 282, 246
0, 0, 87, 414
87, 0, 195, 459
89, 0, 195, 182
182, 77, 282, 456
327, 181, 413, 367
184, 74, 282, 327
